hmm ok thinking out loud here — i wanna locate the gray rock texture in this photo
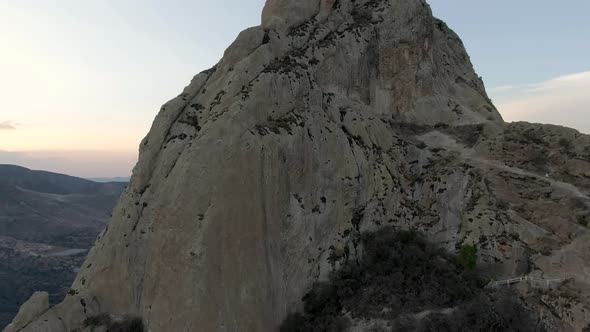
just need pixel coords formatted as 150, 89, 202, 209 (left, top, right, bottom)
3, 292, 48, 332
8, 0, 589, 331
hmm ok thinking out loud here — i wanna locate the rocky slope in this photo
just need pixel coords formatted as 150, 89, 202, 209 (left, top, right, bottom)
0, 165, 125, 330
7, 0, 590, 331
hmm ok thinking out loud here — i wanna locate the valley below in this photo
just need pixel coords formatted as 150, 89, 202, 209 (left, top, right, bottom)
0, 238, 87, 329
0, 165, 125, 329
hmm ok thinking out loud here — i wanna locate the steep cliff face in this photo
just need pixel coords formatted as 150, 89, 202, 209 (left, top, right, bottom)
9, 1, 590, 331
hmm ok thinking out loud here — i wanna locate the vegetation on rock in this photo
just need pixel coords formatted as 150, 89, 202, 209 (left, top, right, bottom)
577, 215, 588, 227
82, 314, 144, 332
280, 228, 545, 332
458, 244, 478, 271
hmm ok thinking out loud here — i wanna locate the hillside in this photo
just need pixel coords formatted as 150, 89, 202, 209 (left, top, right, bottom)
0, 165, 126, 329
0, 165, 126, 247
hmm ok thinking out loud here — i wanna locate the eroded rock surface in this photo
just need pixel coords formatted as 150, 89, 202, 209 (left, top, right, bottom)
9, 0, 589, 331
3, 292, 48, 332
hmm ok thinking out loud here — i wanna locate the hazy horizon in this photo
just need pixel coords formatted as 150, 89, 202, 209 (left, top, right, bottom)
1, 0, 589, 178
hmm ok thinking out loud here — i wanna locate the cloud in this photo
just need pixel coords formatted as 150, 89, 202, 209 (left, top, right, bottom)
490, 71, 590, 134
0, 120, 17, 130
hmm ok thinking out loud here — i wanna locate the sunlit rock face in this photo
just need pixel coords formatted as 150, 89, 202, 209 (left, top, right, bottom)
262, 0, 322, 30
9, 1, 590, 332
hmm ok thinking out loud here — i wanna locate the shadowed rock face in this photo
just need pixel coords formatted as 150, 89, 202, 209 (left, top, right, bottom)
9, 1, 590, 332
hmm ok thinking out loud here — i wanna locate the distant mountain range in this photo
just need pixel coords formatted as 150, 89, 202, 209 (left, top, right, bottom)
0, 165, 126, 329
87, 176, 130, 183
0, 164, 127, 247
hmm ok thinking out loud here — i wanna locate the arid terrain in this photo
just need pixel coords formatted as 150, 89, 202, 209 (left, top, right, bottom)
0, 165, 125, 329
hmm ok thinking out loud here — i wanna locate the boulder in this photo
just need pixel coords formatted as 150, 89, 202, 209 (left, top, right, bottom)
3, 292, 48, 332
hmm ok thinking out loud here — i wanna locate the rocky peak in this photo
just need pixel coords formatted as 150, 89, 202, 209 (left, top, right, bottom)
262, 0, 321, 29
8, 1, 589, 331
262, 0, 500, 125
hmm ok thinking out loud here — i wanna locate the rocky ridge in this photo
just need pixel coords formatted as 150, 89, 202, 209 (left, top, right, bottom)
7, 0, 590, 331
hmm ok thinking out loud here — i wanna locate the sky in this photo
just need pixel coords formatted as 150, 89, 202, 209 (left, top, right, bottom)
0, 0, 588, 177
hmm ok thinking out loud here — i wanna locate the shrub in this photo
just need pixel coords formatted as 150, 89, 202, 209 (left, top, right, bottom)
524, 130, 545, 146
106, 317, 144, 332
558, 137, 572, 149
83, 313, 112, 327
82, 314, 143, 332
577, 215, 588, 227
280, 313, 306, 332
458, 244, 478, 271
442, 124, 484, 147
280, 228, 543, 332
394, 291, 545, 332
